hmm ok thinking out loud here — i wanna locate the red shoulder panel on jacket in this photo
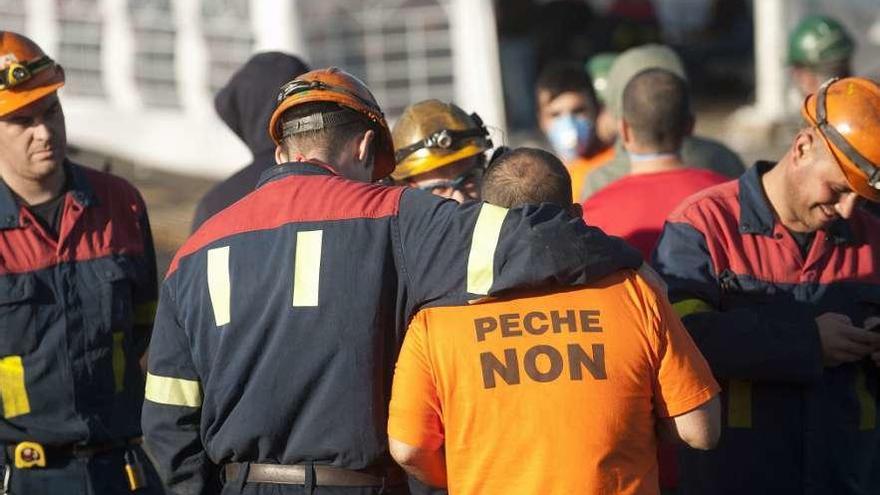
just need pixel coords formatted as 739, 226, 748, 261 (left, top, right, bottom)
167, 174, 404, 277
70, 167, 147, 259
671, 180, 880, 286
0, 167, 147, 275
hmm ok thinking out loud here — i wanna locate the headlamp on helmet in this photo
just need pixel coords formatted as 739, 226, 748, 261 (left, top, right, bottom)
394, 112, 492, 163
391, 100, 495, 181
0, 55, 55, 90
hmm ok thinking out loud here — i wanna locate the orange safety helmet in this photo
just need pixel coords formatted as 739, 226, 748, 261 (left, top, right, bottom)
268, 67, 395, 181
0, 31, 65, 118
802, 77, 880, 202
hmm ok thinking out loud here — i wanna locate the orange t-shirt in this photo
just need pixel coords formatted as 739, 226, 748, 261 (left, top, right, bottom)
388, 270, 719, 495
567, 146, 614, 202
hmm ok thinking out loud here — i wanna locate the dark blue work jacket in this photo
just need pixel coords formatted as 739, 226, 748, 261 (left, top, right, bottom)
654, 162, 880, 495
0, 161, 157, 448
142, 161, 642, 494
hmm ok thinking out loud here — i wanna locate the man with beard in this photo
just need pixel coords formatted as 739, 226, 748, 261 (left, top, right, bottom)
654, 77, 880, 494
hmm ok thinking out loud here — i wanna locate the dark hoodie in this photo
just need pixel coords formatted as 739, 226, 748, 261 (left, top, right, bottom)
191, 52, 309, 232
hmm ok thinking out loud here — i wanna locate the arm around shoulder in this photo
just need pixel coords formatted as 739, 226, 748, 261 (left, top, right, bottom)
395, 189, 642, 307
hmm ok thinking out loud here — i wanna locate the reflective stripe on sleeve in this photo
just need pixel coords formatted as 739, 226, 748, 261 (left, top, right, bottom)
207, 246, 231, 326
134, 301, 158, 326
292, 230, 323, 307
672, 298, 714, 318
856, 368, 877, 430
112, 331, 125, 392
0, 356, 30, 418
144, 372, 202, 408
727, 379, 752, 428
466, 204, 508, 295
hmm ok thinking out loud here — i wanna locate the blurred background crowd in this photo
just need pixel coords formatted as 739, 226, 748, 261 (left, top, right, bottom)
1, 0, 879, 272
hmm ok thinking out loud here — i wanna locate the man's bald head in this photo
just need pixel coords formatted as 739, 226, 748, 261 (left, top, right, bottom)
622, 68, 692, 153
481, 147, 572, 208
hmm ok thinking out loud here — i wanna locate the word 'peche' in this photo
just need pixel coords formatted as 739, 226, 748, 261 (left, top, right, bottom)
474, 309, 602, 342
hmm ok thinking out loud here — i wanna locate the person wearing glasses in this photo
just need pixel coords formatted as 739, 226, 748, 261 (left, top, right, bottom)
653, 77, 880, 494
390, 100, 492, 203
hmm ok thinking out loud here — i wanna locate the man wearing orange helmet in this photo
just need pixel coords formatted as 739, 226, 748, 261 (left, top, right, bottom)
653, 77, 880, 494
391, 100, 492, 203
142, 67, 642, 494
0, 32, 163, 494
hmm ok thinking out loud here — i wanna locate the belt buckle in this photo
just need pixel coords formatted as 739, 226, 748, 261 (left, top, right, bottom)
14, 441, 46, 469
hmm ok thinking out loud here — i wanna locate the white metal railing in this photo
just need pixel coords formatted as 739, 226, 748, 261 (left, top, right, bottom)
0, 0, 504, 178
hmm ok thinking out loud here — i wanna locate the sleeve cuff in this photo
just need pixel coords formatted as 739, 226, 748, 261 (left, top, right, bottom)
656, 383, 721, 418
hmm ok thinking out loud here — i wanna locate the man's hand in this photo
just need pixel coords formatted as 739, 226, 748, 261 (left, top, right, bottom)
864, 316, 880, 367
817, 313, 880, 367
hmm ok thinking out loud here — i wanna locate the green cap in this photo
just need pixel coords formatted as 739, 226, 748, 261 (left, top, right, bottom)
787, 15, 854, 67
607, 44, 686, 118
586, 53, 618, 105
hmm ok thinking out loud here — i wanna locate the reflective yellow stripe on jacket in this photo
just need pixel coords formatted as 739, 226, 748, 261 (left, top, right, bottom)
673, 297, 751, 428
856, 368, 877, 430
467, 204, 508, 295
145, 372, 202, 408
0, 356, 30, 418
134, 301, 158, 327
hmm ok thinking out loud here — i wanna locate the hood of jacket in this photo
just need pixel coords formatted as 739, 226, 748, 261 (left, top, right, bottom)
214, 51, 309, 156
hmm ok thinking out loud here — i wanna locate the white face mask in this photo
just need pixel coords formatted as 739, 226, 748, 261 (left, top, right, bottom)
547, 114, 594, 161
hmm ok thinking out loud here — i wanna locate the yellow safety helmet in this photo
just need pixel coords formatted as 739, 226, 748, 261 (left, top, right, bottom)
391, 99, 492, 180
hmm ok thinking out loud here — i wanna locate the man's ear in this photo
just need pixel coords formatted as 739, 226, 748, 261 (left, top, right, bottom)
619, 118, 633, 149
275, 145, 288, 165
356, 129, 376, 163
568, 203, 583, 218
793, 128, 815, 166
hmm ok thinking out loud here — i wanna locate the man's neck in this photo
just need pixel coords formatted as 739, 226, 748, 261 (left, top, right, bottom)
2, 166, 66, 206
627, 149, 685, 175
761, 158, 812, 233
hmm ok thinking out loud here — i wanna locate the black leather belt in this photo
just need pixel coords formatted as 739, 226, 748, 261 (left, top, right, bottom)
225, 463, 404, 487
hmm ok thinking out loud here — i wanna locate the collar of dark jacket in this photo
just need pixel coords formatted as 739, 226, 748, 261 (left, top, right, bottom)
256, 161, 338, 189
739, 160, 854, 244
0, 160, 96, 231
